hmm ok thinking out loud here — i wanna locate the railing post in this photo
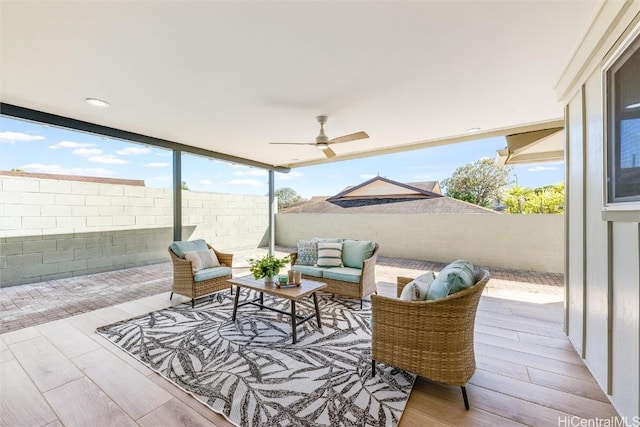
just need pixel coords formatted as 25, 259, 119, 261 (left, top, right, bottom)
173, 150, 182, 242
268, 170, 275, 255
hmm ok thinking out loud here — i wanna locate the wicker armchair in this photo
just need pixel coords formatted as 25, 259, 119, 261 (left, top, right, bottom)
168, 243, 233, 308
371, 268, 490, 409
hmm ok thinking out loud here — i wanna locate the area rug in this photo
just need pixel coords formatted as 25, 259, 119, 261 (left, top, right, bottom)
96, 291, 415, 427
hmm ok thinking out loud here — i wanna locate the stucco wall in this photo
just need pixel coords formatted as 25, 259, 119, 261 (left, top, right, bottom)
0, 175, 270, 287
276, 213, 564, 273
558, 2, 640, 420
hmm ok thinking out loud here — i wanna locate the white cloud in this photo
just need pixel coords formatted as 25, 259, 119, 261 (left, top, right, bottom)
144, 162, 169, 167
19, 163, 116, 176
234, 168, 268, 177
72, 148, 103, 157
276, 171, 304, 180
156, 151, 173, 157
360, 174, 377, 179
0, 131, 45, 144
227, 179, 265, 187
528, 165, 558, 172
88, 155, 129, 165
117, 146, 151, 155
200, 179, 212, 185
154, 175, 172, 182
49, 140, 95, 149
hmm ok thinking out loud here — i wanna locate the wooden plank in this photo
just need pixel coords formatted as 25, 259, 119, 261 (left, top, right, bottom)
1, 326, 41, 345
476, 316, 567, 339
9, 336, 84, 392
475, 353, 530, 382
71, 348, 172, 420
148, 373, 236, 427
469, 369, 619, 419
90, 333, 155, 376
475, 332, 584, 365
475, 342, 594, 382
137, 397, 221, 427
0, 336, 13, 362
517, 331, 577, 351
0, 359, 57, 427
403, 378, 524, 426
476, 310, 563, 331
35, 319, 102, 359
43, 377, 136, 427
475, 323, 520, 340
528, 367, 611, 403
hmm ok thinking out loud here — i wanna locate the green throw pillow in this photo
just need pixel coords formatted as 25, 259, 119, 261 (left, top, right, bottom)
426, 260, 476, 300
342, 240, 375, 268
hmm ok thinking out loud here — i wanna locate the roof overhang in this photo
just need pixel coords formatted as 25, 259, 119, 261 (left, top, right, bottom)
496, 127, 565, 166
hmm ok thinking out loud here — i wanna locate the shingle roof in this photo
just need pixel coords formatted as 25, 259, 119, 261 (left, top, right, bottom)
281, 196, 497, 214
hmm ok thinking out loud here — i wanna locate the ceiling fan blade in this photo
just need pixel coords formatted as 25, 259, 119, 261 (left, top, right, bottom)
323, 147, 336, 158
328, 131, 369, 144
269, 142, 316, 146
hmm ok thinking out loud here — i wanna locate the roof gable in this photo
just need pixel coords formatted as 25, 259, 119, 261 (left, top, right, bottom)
328, 176, 441, 201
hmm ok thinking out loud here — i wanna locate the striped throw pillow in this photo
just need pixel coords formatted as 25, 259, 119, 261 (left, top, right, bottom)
316, 242, 343, 268
184, 249, 220, 273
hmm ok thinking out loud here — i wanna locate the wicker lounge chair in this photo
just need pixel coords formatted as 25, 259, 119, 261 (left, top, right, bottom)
371, 268, 490, 409
168, 242, 233, 308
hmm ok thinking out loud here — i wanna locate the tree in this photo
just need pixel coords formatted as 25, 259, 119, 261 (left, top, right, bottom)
503, 183, 564, 214
273, 187, 304, 210
440, 158, 511, 208
181, 181, 189, 190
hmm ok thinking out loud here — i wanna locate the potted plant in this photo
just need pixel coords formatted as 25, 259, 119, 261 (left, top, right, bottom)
248, 254, 290, 284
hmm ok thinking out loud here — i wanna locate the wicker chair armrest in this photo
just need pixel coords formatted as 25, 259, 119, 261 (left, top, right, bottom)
360, 243, 379, 296
397, 276, 414, 298
289, 252, 298, 266
168, 247, 195, 283
209, 245, 233, 267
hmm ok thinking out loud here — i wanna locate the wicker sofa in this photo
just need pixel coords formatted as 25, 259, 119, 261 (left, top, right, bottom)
371, 267, 490, 409
168, 240, 233, 308
289, 240, 379, 308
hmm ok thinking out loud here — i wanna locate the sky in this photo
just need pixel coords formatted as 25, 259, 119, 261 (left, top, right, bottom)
0, 116, 564, 199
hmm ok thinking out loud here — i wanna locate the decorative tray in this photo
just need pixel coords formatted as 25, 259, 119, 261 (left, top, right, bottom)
276, 283, 301, 288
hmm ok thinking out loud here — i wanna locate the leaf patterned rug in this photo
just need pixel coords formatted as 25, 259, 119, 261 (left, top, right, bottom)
97, 291, 415, 427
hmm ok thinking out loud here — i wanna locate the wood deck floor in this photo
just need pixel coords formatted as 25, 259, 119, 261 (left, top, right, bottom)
0, 284, 620, 427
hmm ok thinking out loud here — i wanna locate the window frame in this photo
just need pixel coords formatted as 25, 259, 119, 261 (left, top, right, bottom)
603, 23, 640, 215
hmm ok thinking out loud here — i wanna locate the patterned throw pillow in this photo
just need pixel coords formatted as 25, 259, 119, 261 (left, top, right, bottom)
316, 242, 343, 268
296, 240, 318, 266
399, 272, 436, 301
183, 249, 220, 273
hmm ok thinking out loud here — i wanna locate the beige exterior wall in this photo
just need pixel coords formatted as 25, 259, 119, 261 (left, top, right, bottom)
557, 1, 640, 419
0, 175, 270, 287
276, 213, 564, 273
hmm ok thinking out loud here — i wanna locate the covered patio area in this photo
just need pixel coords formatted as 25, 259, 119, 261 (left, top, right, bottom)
0, 250, 620, 426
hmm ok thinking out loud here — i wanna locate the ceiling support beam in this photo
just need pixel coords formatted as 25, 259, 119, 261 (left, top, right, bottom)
173, 150, 182, 242
268, 170, 275, 255
0, 103, 290, 172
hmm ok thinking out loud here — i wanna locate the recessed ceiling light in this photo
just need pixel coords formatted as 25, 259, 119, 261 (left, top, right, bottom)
466, 127, 481, 133
85, 97, 109, 108
291, 158, 299, 161
625, 102, 640, 109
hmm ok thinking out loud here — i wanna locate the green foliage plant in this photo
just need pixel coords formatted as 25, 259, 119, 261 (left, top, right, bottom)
440, 158, 511, 207
248, 254, 290, 279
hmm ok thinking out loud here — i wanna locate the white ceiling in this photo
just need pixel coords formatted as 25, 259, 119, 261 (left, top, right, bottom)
0, 1, 598, 169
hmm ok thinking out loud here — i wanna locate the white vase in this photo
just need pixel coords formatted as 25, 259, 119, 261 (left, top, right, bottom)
264, 276, 274, 285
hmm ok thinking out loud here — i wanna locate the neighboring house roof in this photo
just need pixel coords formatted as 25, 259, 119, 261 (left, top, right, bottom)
282, 176, 496, 214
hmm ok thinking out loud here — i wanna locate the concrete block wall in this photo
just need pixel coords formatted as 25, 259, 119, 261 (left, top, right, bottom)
276, 213, 564, 273
0, 175, 270, 287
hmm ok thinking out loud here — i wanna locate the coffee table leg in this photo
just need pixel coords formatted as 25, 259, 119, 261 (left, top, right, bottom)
231, 286, 240, 321
291, 300, 297, 344
312, 292, 322, 331
259, 291, 263, 310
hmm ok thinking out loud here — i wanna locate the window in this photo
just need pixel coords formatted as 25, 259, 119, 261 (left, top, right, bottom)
606, 34, 640, 204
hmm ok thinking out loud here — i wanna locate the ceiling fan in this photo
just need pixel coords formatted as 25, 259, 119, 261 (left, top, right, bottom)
269, 116, 369, 158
